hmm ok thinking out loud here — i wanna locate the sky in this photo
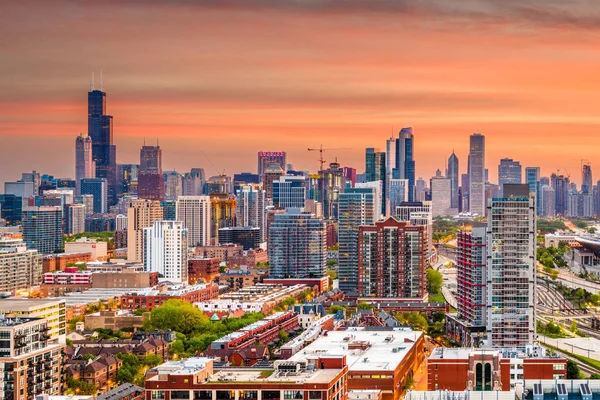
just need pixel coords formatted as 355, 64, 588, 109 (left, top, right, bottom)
2, 0, 600, 188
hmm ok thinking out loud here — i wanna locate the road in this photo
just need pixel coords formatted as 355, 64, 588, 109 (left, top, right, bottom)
433, 254, 458, 309
539, 335, 600, 376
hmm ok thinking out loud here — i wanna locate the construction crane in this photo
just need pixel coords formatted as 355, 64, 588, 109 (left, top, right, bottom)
307, 145, 352, 172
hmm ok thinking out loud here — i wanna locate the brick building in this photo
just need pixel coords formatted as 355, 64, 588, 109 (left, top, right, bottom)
188, 257, 220, 284
43, 252, 92, 273
228, 248, 269, 267
68, 355, 123, 394
218, 267, 267, 290
120, 283, 220, 311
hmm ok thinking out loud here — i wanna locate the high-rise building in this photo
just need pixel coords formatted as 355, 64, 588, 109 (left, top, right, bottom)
183, 168, 206, 196
486, 184, 536, 348
258, 151, 286, 180
236, 185, 266, 243
357, 217, 427, 299
460, 173, 470, 212
76, 194, 95, 216
268, 208, 326, 279
75, 132, 95, 195
447, 151, 460, 209
218, 227, 261, 250
415, 177, 427, 203
88, 78, 117, 206
551, 174, 569, 216
525, 167, 541, 216
80, 178, 107, 214
263, 164, 285, 202
20, 171, 40, 196
0, 194, 22, 225
468, 133, 485, 216
321, 161, 346, 219
273, 174, 306, 209
0, 237, 43, 293
164, 171, 183, 201
65, 203, 86, 234
365, 148, 386, 213
127, 199, 163, 262
115, 213, 128, 231
144, 220, 188, 283
138, 145, 164, 201
498, 158, 522, 193
4, 181, 34, 200
396, 201, 433, 262
342, 167, 357, 188
118, 163, 139, 196
210, 194, 237, 239
396, 127, 416, 202
22, 206, 63, 254
567, 192, 593, 218
161, 201, 177, 221
582, 163, 593, 194
176, 196, 211, 247
388, 179, 409, 213
42, 189, 74, 208
338, 186, 378, 295
430, 176, 454, 217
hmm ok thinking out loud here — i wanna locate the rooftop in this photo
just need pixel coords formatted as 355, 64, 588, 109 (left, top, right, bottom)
0, 298, 65, 311
429, 346, 563, 360
288, 327, 422, 372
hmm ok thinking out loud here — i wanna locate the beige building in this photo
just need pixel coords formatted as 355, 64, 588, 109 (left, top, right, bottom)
127, 199, 163, 262
91, 268, 159, 289
0, 298, 67, 342
85, 309, 149, 330
0, 237, 43, 294
64, 237, 108, 260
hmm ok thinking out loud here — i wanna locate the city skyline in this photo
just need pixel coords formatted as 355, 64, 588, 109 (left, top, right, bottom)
2, 1, 600, 187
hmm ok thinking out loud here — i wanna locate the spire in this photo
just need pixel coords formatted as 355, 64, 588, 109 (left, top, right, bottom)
100, 69, 103, 91
91, 72, 95, 91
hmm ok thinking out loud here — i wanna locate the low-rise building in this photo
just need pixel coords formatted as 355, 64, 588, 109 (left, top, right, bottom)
228, 248, 269, 267
120, 283, 220, 311
0, 298, 67, 341
96, 382, 145, 400
64, 237, 109, 261
43, 252, 92, 273
263, 277, 329, 294
68, 355, 122, 394
218, 267, 267, 290
188, 257, 220, 284
427, 346, 566, 391
192, 244, 244, 264
85, 310, 150, 331
145, 357, 348, 400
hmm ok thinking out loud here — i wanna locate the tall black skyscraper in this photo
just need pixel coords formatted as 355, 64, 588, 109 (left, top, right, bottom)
88, 73, 117, 206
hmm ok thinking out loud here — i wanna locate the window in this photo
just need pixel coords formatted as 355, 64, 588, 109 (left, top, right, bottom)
553, 364, 564, 370
309, 391, 322, 400
435, 374, 438, 381
435, 364, 438, 370
284, 391, 303, 400
151, 391, 165, 400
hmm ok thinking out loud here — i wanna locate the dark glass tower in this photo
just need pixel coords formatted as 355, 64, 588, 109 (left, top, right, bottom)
395, 127, 416, 202
88, 81, 117, 206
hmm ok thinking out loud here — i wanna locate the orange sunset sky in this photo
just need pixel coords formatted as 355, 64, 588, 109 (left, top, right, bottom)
2, 0, 600, 187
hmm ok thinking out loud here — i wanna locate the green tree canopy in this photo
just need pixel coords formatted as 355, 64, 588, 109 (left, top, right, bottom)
566, 360, 581, 379
427, 269, 444, 294
149, 299, 209, 334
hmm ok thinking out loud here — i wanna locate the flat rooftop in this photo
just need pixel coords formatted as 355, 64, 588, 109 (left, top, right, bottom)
289, 327, 423, 372
0, 298, 64, 311
429, 347, 563, 360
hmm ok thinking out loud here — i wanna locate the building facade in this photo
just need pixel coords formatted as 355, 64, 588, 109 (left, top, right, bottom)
273, 174, 306, 209
21, 206, 63, 254
236, 185, 266, 243
75, 132, 96, 195
469, 133, 486, 216
144, 221, 188, 283
258, 151, 287, 180
127, 199, 164, 262
448, 151, 460, 210
177, 196, 211, 248
80, 178, 107, 214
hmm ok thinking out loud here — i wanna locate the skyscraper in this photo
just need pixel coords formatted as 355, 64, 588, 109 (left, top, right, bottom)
88, 77, 117, 206
582, 163, 593, 194
21, 206, 63, 254
80, 178, 107, 214
263, 164, 285, 202
321, 161, 346, 219
272, 174, 306, 209
65, 204, 86, 235
164, 171, 183, 201
144, 220, 188, 283
338, 186, 378, 295
486, 184, 536, 348
365, 148, 386, 214
183, 168, 205, 196
551, 174, 569, 216
447, 151, 460, 209
176, 196, 211, 247
541, 185, 556, 218
268, 209, 327, 279
236, 185, 266, 243
357, 217, 427, 299
468, 133, 485, 216
258, 151, 286, 180
127, 199, 163, 262
138, 145, 164, 201
396, 127, 416, 202
525, 167, 541, 216
388, 179, 409, 213
430, 176, 453, 217
498, 158, 522, 192
75, 132, 95, 195
396, 201, 433, 262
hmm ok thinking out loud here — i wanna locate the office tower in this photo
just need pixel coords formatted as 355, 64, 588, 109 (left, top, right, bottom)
525, 167, 541, 216
176, 196, 211, 247
118, 163, 139, 196
80, 178, 107, 214
144, 220, 188, 283
338, 186, 378, 295
342, 167, 357, 188
321, 161, 346, 219
461, 173, 470, 212
75, 194, 95, 216
233, 172, 260, 185
127, 199, 163, 262
540, 176, 550, 187
567, 192, 593, 217
263, 164, 285, 202
430, 176, 453, 217
0, 194, 22, 225
355, 181, 382, 220
468, 133, 485, 216
396, 201, 433, 262
42, 189, 74, 208
550, 174, 569, 216
218, 227, 261, 250
258, 151, 286, 180
486, 184, 536, 348
457, 226, 487, 324
541, 186, 556, 217
498, 158, 522, 193
388, 179, 409, 213
365, 148, 386, 213
447, 151, 460, 209
20, 170, 40, 196
164, 171, 183, 201
595, 181, 600, 216
268, 208, 326, 279
484, 183, 500, 217
0, 237, 43, 293
22, 206, 63, 254
115, 214, 128, 231
65, 203, 86, 234
183, 168, 206, 196
357, 217, 427, 299
396, 127, 416, 202
236, 185, 266, 243
75, 132, 96, 195
161, 201, 176, 220
386, 136, 397, 209
88, 78, 117, 206
210, 194, 237, 240
138, 145, 164, 201
273, 174, 306, 209
4, 181, 34, 199
415, 177, 427, 203
582, 163, 593, 194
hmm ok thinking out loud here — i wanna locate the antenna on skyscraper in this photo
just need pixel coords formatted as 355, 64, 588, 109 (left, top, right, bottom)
100, 69, 103, 91
91, 72, 95, 90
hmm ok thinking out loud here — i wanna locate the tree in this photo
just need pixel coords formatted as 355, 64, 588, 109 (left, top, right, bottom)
116, 367, 134, 384
148, 299, 209, 334
81, 353, 97, 361
427, 269, 443, 295
170, 340, 186, 357
357, 302, 374, 310
141, 354, 163, 368
133, 308, 149, 316
589, 373, 600, 379
278, 329, 289, 344
566, 360, 581, 379
432, 311, 446, 323
65, 375, 98, 395
327, 305, 345, 315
